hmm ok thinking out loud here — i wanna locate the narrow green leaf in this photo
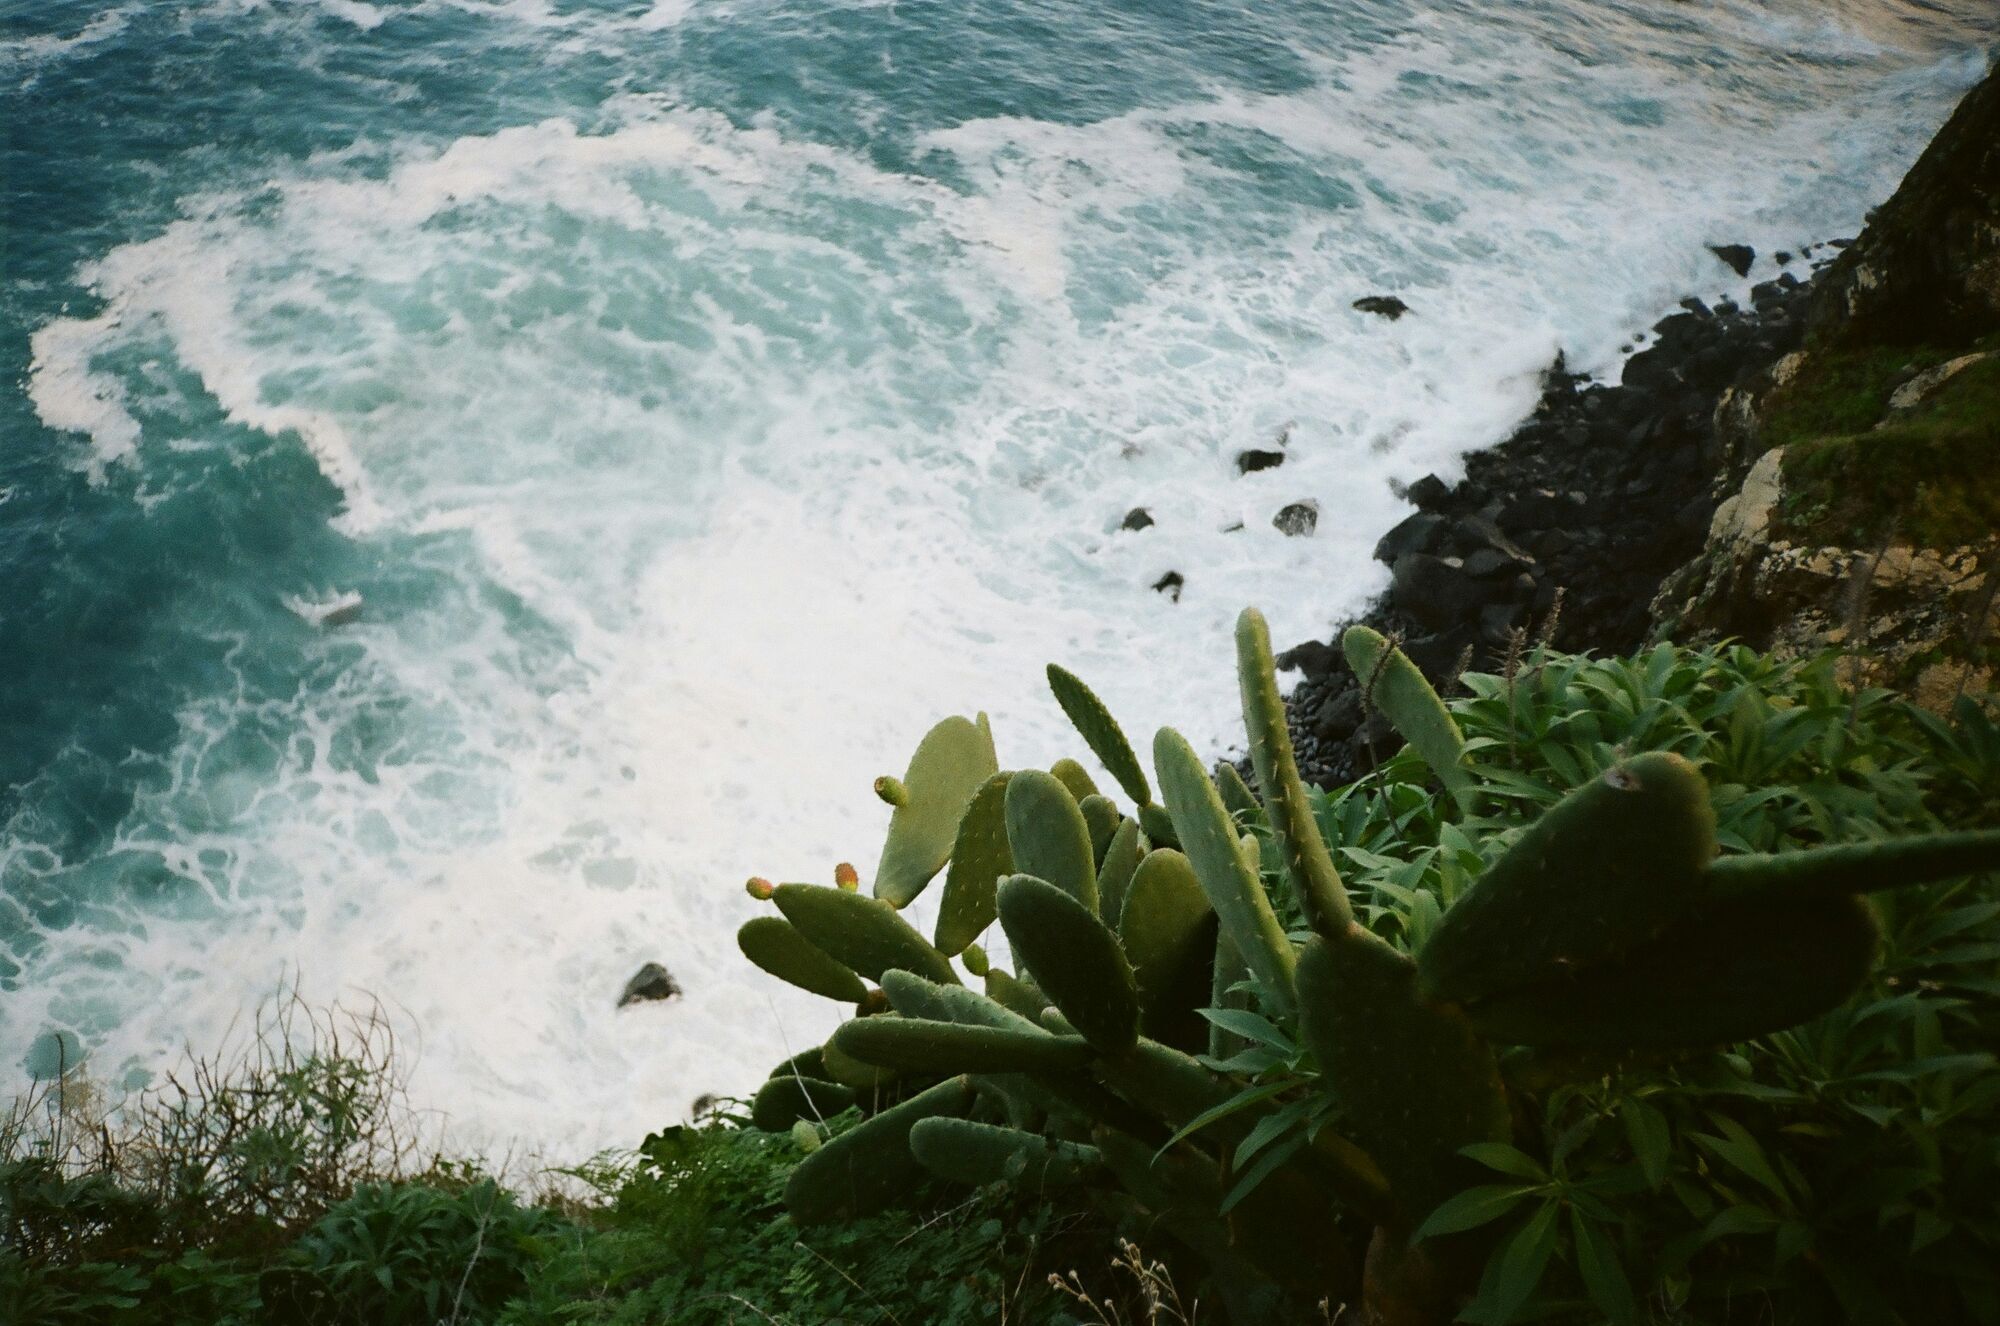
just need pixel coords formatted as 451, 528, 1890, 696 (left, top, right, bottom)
1621, 1100, 1669, 1191
1218, 1134, 1307, 1215
1569, 1206, 1638, 1324
1460, 1142, 1549, 1182
1472, 1199, 1560, 1325
1410, 1183, 1539, 1241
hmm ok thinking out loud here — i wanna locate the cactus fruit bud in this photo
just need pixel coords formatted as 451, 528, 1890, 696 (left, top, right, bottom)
857, 988, 891, 1016
834, 862, 860, 891
746, 876, 775, 900
961, 943, 991, 977
790, 1119, 823, 1152
874, 775, 910, 807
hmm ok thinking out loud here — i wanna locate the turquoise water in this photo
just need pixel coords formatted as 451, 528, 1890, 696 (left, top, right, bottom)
3, 0, 1994, 1149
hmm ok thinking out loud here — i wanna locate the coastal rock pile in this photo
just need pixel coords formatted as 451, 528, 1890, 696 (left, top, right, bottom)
1282, 57, 1999, 787
1278, 259, 1830, 787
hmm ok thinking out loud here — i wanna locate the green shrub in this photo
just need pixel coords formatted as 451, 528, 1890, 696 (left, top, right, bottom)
497, 1117, 1109, 1325
262, 1179, 563, 1325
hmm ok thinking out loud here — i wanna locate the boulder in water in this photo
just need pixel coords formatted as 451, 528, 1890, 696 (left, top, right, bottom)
618, 962, 682, 1007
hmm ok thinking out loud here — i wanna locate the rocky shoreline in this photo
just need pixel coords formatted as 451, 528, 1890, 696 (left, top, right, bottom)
1274, 245, 1846, 789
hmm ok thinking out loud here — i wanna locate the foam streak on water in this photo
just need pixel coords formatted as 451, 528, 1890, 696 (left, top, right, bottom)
2, 0, 1994, 1151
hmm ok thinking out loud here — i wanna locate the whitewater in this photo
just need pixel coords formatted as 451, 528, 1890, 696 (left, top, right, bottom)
2, 0, 1994, 1155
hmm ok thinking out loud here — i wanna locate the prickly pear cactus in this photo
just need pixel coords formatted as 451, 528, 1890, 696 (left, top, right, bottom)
723, 604, 2000, 1323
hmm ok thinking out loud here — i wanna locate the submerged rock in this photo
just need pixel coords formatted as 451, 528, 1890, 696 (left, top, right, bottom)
1273, 500, 1319, 536
1353, 295, 1412, 320
1708, 243, 1755, 278
618, 962, 682, 1007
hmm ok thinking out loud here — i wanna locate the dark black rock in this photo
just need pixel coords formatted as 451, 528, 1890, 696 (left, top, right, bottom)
1264, 229, 1839, 790
1153, 571, 1185, 601
1121, 507, 1155, 531
1374, 511, 1447, 562
1390, 554, 1484, 632
1353, 295, 1411, 320
1621, 345, 1679, 392
1312, 684, 1364, 740
1464, 546, 1530, 579
1775, 251, 1794, 266
1275, 638, 1340, 679
1708, 243, 1755, 278
1479, 600, 1530, 645
1273, 500, 1319, 536
1405, 473, 1452, 511
1236, 449, 1286, 474
618, 962, 682, 1007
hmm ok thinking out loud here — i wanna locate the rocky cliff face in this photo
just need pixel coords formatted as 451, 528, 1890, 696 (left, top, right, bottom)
1651, 59, 2000, 710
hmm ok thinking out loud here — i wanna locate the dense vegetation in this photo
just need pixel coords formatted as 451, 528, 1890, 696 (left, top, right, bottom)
6, 635, 1997, 1324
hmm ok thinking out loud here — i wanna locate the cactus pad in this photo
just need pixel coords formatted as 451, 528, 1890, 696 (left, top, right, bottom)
997, 873, 1141, 1054
872, 715, 999, 908
1418, 752, 1715, 1007
1341, 625, 1475, 811
1236, 608, 1356, 938
1154, 726, 1297, 1013
738, 916, 870, 1002
1079, 794, 1121, 868
1094, 817, 1145, 929
1004, 769, 1100, 911
1468, 889, 1882, 1049
1297, 931, 1509, 1229
832, 1016, 1096, 1073
784, 1076, 975, 1223
910, 1116, 1103, 1190
934, 774, 1015, 955
751, 1074, 857, 1132
1119, 849, 1220, 1051
773, 883, 959, 986
1046, 664, 1154, 806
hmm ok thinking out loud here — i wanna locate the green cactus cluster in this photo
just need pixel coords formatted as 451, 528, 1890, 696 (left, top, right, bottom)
732, 609, 2000, 1320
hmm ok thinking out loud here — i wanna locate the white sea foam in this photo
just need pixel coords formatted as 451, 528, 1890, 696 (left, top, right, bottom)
9, 0, 1994, 1156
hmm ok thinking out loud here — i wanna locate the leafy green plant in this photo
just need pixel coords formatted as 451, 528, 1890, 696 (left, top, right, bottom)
261, 1179, 562, 1325
728, 615, 2000, 1323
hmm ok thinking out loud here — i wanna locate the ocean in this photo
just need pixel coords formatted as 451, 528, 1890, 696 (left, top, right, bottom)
3, 0, 1993, 1154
